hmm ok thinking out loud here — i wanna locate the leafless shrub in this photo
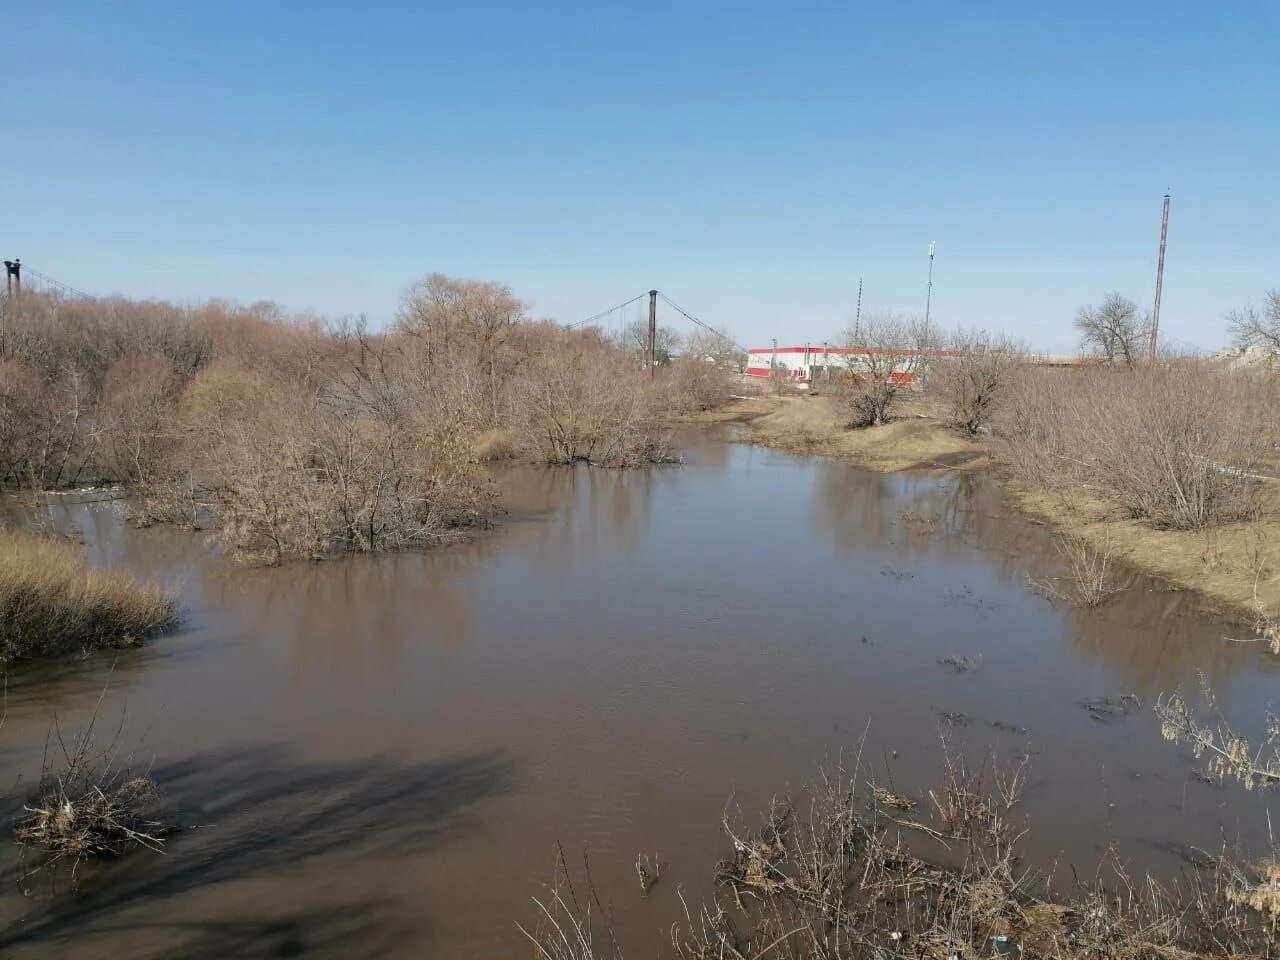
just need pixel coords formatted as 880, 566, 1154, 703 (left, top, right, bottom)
4, 275, 698, 563
179, 342, 496, 564
518, 328, 674, 467
660, 330, 742, 414
671, 752, 1261, 960
1060, 532, 1117, 606
98, 352, 181, 484
997, 361, 1273, 530
1227, 288, 1280, 354
932, 330, 1027, 434
1076, 292, 1149, 368
839, 311, 937, 427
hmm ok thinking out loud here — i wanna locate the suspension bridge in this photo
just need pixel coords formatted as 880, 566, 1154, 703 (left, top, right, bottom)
565, 289, 744, 371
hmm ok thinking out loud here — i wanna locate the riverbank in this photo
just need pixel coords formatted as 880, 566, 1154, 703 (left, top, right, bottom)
695, 393, 1280, 630
688, 393, 989, 472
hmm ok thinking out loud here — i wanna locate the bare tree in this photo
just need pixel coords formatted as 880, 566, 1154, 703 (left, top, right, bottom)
932, 330, 1027, 434
620, 321, 681, 366
1075, 292, 1148, 368
841, 311, 936, 427
396, 273, 526, 424
1227, 289, 1280, 353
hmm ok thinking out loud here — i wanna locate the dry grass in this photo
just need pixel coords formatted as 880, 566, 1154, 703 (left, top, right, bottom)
717, 394, 987, 472
527, 751, 1277, 959
14, 691, 171, 874
0, 528, 176, 662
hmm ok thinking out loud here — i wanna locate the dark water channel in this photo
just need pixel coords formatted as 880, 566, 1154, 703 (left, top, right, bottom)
0, 428, 1276, 958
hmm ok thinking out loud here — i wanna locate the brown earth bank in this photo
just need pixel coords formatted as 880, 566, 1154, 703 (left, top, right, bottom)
690, 392, 1280, 629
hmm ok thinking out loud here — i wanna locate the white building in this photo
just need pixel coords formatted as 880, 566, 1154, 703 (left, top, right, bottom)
745, 345, 938, 389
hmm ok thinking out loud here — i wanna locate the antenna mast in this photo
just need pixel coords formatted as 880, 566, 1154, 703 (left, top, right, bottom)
924, 242, 936, 327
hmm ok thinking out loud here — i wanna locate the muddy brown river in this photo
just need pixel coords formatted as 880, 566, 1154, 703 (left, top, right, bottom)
0, 428, 1276, 958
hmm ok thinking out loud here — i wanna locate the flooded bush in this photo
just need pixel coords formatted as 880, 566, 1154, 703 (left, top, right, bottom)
3, 275, 698, 563
176, 343, 496, 564
0, 528, 176, 662
517, 328, 674, 467
997, 361, 1274, 530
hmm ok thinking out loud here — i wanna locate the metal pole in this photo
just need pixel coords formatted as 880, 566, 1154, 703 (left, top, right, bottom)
1149, 194, 1170, 362
854, 277, 863, 341
924, 242, 936, 327
646, 289, 658, 377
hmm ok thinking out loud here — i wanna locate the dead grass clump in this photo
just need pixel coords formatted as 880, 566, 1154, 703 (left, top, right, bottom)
17, 775, 162, 863
14, 701, 171, 874
0, 528, 176, 662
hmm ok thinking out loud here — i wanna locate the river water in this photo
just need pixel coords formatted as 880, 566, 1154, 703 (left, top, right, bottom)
0, 428, 1275, 958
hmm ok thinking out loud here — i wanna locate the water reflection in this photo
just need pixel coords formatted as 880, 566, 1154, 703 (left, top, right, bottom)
804, 454, 1257, 693
0, 435, 1275, 959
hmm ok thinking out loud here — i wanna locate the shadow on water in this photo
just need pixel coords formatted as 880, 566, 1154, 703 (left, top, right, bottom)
0, 747, 514, 959
2, 434, 1278, 958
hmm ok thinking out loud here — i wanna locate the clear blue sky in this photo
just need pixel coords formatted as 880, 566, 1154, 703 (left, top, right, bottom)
3, 1, 1277, 352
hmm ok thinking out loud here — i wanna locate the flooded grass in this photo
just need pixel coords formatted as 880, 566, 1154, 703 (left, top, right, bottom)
0, 527, 176, 663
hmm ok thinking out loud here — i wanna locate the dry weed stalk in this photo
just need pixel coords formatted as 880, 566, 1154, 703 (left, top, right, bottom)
1060, 532, 1117, 607
635, 852, 662, 898
1156, 674, 1280, 790
527, 750, 1280, 959
520, 845, 623, 960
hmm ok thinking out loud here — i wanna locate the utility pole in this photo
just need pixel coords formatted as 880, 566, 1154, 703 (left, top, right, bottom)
646, 289, 658, 377
1149, 193, 1170, 362
924, 242, 936, 328
854, 277, 863, 342
3, 259, 20, 300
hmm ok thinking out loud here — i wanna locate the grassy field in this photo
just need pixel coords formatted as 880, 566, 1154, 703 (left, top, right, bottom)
0, 528, 177, 663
